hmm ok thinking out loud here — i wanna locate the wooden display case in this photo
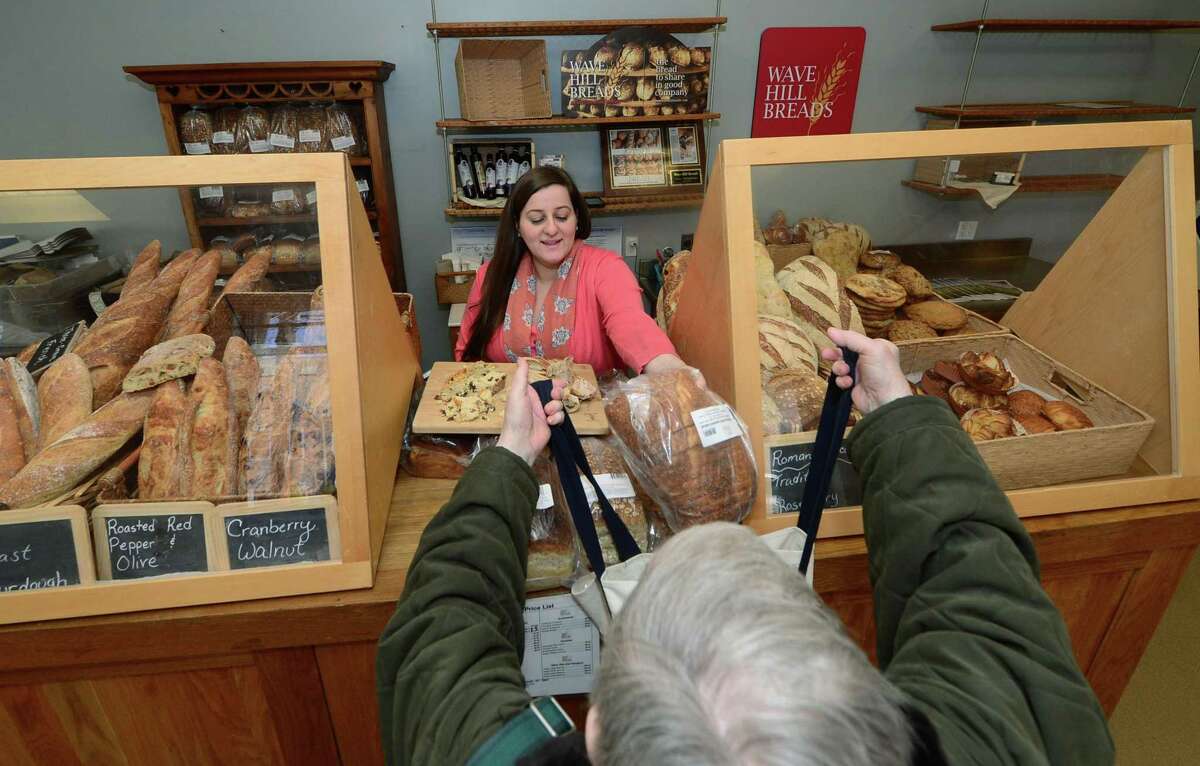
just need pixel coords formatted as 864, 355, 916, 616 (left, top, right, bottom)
0, 153, 420, 623
670, 120, 1200, 536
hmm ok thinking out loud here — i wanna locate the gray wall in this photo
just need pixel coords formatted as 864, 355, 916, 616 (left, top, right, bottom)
1, 0, 1195, 365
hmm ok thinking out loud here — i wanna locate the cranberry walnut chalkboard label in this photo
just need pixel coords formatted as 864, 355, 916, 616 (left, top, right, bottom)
0, 505, 95, 591
215, 496, 341, 570
92, 502, 221, 580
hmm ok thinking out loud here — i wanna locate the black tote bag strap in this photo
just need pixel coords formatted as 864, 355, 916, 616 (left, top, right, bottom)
796, 348, 859, 576
530, 380, 642, 581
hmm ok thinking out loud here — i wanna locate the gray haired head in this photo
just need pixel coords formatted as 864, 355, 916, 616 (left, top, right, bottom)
590, 522, 912, 766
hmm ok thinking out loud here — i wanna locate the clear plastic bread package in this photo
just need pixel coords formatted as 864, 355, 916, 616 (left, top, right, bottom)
551, 435, 650, 569
605, 368, 757, 531
527, 452, 582, 590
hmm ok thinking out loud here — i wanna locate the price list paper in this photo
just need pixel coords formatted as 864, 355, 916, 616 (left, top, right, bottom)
521, 593, 601, 696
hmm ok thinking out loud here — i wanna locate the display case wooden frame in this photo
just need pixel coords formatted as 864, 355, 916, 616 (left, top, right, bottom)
669, 120, 1200, 536
0, 152, 420, 624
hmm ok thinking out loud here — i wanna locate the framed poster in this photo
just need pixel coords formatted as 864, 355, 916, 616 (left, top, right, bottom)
599, 123, 706, 197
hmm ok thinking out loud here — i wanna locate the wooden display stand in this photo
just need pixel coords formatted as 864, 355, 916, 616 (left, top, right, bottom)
0, 153, 420, 623
670, 120, 1200, 536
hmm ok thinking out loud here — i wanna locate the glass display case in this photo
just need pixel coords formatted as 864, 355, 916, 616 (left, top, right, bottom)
668, 120, 1200, 536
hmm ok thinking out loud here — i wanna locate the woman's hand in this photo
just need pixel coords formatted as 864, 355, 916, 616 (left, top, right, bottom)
820, 328, 913, 415
496, 358, 566, 465
642, 353, 706, 388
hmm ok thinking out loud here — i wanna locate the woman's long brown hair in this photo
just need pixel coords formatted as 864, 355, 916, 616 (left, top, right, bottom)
461, 166, 592, 361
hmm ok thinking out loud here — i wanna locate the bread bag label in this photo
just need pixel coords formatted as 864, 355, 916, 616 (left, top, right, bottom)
183, 141, 211, 155
198, 185, 223, 200
305, 189, 318, 206
330, 134, 356, 151
212, 130, 235, 145
272, 189, 296, 203
249, 139, 271, 153
583, 473, 635, 505
299, 129, 322, 144
691, 404, 741, 448
537, 483, 555, 510
355, 178, 370, 193
269, 133, 296, 150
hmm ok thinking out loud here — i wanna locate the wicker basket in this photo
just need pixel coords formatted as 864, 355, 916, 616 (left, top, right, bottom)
766, 242, 813, 273
435, 270, 476, 305
455, 39, 551, 121
898, 335, 1154, 491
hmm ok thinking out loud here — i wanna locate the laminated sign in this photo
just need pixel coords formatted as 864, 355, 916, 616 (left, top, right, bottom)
752, 27, 866, 138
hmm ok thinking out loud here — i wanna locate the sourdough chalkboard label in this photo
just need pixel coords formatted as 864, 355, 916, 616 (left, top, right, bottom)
766, 441, 862, 515
26, 320, 87, 375
0, 517, 84, 591
100, 513, 210, 579
224, 507, 333, 569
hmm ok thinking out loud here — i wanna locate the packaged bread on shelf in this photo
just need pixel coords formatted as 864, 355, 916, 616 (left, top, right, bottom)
556, 436, 648, 568
179, 106, 213, 156
527, 452, 580, 589
605, 368, 756, 532
211, 107, 240, 154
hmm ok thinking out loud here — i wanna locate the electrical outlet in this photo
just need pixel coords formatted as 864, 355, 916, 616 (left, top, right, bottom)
625, 236, 639, 261
955, 220, 978, 240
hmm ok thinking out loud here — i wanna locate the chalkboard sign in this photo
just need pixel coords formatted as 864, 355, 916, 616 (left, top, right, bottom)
766, 441, 862, 516
0, 507, 92, 592
222, 504, 337, 569
26, 321, 86, 375
94, 507, 214, 580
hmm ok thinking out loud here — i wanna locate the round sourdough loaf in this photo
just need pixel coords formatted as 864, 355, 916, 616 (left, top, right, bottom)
758, 314, 818, 374
605, 369, 756, 531
776, 256, 865, 370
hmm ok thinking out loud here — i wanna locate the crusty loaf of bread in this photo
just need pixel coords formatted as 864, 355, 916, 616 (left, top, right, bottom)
283, 354, 333, 496
776, 256, 865, 373
4, 358, 40, 461
155, 248, 202, 294
605, 370, 756, 531
164, 250, 221, 340
137, 379, 188, 500
120, 240, 161, 299
0, 389, 154, 509
186, 358, 233, 498
122, 334, 215, 393
660, 250, 692, 332
0, 372, 26, 483
212, 248, 271, 308
222, 337, 260, 443
527, 452, 577, 585
36, 353, 92, 452
239, 353, 300, 497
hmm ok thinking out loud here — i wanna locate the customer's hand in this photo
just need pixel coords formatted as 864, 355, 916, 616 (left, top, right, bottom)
497, 358, 566, 465
821, 328, 913, 415
642, 353, 707, 389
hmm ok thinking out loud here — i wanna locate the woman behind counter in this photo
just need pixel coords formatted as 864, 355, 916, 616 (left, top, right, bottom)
456, 166, 689, 377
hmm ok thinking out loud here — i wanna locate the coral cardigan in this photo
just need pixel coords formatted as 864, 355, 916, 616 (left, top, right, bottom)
454, 244, 675, 375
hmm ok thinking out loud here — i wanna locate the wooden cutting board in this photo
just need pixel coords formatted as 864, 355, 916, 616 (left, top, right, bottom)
412, 361, 610, 435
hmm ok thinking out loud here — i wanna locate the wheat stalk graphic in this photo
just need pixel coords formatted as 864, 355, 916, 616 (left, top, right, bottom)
806, 49, 853, 135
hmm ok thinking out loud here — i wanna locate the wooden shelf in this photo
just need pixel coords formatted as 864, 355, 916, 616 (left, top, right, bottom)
124, 61, 395, 85
197, 210, 377, 227
438, 112, 718, 130
350, 157, 371, 166
427, 17, 725, 38
933, 18, 1200, 33
219, 262, 322, 275
445, 192, 703, 218
903, 174, 1126, 198
916, 101, 1195, 120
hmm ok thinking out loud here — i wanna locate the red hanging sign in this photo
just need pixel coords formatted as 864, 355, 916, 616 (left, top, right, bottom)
751, 27, 867, 138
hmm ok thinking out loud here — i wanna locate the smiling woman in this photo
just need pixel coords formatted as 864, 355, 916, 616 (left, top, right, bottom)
456, 166, 688, 377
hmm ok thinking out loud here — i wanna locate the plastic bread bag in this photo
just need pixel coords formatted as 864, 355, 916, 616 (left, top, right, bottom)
399, 379, 476, 479
526, 451, 582, 591
552, 435, 649, 569
605, 368, 757, 532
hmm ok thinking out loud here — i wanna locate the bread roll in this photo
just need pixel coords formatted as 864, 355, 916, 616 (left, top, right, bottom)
184, 358, 233, 497
36, 353, 92, 452
4, 358, 39, 461
120, 240, 161, 299
0, 390, 154, 509
138, 379, 188, 500
0, 373, 25, 483
213, 248, 271, 308
163, 250, 221, 340
222, 337, 260, 442
122, 334, 216, 393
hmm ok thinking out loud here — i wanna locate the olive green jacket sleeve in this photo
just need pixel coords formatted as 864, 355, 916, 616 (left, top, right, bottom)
376, 447, 535, 766
848, 396, 1113, 765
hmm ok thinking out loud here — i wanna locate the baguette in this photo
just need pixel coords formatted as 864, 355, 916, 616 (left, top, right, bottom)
163, 250, 221, 340
186, 358, 233, 498
36, 353, 92, 452
240, 353, 300, 496
284, 354, 333, 495
155, 248, 202, 294
222, 337, 260, 443
120, 240, 161, 299
137, 379, 188, 500
0, 390, 154, 509
15, 340, 39, 367
4, 358, 39, 461
212, 248, 271, 308
0, 373, 25, 483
